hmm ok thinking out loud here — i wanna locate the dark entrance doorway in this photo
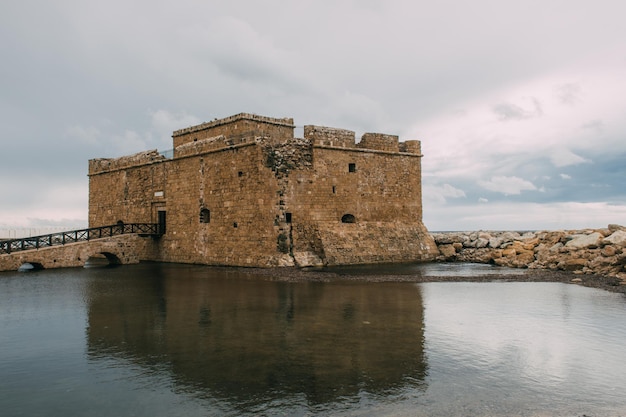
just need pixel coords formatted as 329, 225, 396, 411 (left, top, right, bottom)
158, 210, 167, 234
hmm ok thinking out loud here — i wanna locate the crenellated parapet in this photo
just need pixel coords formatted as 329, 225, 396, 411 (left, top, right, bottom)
89, 150, 166, 175
357, 133, 399, 152
399, 140, 422, 155
303, 125, 421, 155
304, 125, 356, 148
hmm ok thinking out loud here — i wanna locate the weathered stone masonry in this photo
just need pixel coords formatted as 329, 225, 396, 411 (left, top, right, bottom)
88, 113, 439, 267
0, 234, 155, 271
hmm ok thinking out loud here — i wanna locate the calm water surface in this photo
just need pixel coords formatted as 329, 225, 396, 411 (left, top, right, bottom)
1, 263, 625, 416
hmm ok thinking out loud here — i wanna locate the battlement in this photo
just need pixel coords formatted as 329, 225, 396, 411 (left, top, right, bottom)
357, 133, 399, 152
304, 125, 356, 148
90, 115, 422, 177
172, 113, 295, 148
399, 140, 421, 154
304, 125, 420, 154
89, 150, 166, 175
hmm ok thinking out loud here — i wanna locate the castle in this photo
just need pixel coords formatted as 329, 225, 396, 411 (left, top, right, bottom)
88, 113, 438, 267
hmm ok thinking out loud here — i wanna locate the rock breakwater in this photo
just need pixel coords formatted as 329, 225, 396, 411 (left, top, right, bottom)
432, 224, 626, 284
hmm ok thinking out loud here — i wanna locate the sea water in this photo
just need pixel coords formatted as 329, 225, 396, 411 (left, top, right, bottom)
1, 263, 625, 416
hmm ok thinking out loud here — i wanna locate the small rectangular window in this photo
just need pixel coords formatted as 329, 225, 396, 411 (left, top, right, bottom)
285, 213, 292, 223
200, 208, 210, 223
348, 163, 356, 173
332, 186, 336, 194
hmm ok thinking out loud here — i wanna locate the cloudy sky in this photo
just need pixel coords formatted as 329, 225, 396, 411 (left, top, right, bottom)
1, 0, 625, 232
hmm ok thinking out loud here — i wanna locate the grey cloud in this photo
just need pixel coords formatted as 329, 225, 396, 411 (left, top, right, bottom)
555, 83, 581, 105
427, 146, 624, 209
492, 98, 543, 121
478, 176, 537, 195
2, 0, 626, 230
581, 120, 604, 133
493, 103, 528, 120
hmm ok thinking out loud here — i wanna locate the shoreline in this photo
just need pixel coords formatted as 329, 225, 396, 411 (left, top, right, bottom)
227, 263, 626, 294
431, 225, 626, 287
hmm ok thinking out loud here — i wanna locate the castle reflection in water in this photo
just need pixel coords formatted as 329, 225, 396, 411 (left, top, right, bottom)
85, 264, 427, 409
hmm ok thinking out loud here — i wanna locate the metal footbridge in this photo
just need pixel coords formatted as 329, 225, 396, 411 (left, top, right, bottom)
0, 223, 162, 255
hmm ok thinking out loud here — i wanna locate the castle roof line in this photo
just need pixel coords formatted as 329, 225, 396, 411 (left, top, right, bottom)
172, 113, 295, 137
88, 142, 258, 176
313, 144, 423, 158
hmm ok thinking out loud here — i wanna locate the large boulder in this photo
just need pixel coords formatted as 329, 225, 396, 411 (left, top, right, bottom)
558, 257, 587, 271
604, 230, 626, 246
438, 244, 457, 260
489, 236, 504, 248
565, 232, 603, 249
500, 231, 522, 243
608, 224, 626, 232
475, 238, 489, 248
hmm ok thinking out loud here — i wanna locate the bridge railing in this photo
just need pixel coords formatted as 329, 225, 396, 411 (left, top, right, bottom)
0, 223, 160, 255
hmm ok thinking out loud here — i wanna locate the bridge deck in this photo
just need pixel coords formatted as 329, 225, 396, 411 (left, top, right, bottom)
0, 223, 161, 255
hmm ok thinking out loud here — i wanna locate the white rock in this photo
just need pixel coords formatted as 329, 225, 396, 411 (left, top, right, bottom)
489, 237, 503, 248
549, 242, 563, 252
500, 231, 521, 243
604, 230, 626, 246
475, 238, 489, 248
565, 232, 603, 249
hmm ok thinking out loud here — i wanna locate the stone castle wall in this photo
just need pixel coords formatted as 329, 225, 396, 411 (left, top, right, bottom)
89, 155, 168, 225
90, 143, 283, 266
88, 113, 438, 267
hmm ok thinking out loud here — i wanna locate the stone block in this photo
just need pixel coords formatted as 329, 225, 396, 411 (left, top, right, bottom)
558, 258, 587, 271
